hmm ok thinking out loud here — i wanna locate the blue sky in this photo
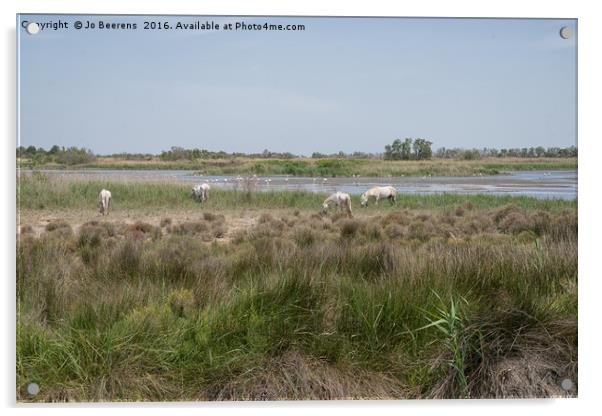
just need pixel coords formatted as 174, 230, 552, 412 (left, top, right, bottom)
18, 15, 577, 155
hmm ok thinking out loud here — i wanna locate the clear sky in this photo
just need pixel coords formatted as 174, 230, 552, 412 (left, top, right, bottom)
17, 15, 577, 155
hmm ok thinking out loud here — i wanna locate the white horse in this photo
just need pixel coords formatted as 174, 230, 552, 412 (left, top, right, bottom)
98, 189, 112, 215
360, 186, 397, 207
192, 183, 210, 202
321, 191, 353, 218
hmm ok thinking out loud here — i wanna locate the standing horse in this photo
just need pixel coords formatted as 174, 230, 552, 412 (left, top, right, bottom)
192, 183, 210, 202
98, 189, 112, 215
360, 186, 397, 207
321, 191, 353, 218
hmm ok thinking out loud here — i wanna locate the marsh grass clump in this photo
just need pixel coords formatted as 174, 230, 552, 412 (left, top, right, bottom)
127, 221, 161, 241
76, 224, 108, 264
408, 220, 436, 241
169, 220, 208, 235
493, 204, 522, 224
339, 219, 361, 239
384, 223, 406, 239
44, 220, 73, 239
129, 221, 155, 234
108, 237, 143, 277
83, 220, 117, 237
203, 212, 225, 223
529, 210, 551, 236
211, 223, 227, 239
167, 289, 196, 318
381, 211, 411, 227
258, 212, 274, 224
361, 222, 383, 241
45, 220, 71, 233
498, 211, 530, 234
293, 226, 319, 248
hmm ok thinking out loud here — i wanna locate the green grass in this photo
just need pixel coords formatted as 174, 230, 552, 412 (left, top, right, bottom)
20, 156, 578, 177
17, 192, 578, 401
18, 173, 576, 213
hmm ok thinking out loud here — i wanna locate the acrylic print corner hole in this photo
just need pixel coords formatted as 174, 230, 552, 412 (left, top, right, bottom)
16, 14, 577, 402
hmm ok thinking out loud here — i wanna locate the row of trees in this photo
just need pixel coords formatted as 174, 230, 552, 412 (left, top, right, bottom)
384, 138, 433, 161
17, 142, 578, 165
311, 151, 380, 159
159, 147, 299, 161
435, 146, 578, 160
17, 145, 96, 165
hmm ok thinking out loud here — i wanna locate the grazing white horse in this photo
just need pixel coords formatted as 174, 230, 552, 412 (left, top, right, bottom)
360, 186, 397, 207
321, 191, 353, 218
98, 189, 112, 215
192, 183, 210, 202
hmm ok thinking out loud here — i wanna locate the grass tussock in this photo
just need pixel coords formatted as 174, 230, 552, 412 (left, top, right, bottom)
17, 200, 577, 402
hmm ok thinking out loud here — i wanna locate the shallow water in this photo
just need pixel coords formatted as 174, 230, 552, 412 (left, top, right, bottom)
23, 169, 577, 200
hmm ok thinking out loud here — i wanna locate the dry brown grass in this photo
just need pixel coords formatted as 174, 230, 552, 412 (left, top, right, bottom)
203, 350, 412, 400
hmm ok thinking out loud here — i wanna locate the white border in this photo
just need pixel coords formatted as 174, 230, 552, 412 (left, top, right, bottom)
2, 1, 600, 415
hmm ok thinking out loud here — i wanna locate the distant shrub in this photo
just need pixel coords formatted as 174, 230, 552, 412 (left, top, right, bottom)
54, 147, 96, 165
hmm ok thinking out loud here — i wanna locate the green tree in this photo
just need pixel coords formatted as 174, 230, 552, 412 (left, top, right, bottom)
413, 138, 433, 160
401, 138, 413, 160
